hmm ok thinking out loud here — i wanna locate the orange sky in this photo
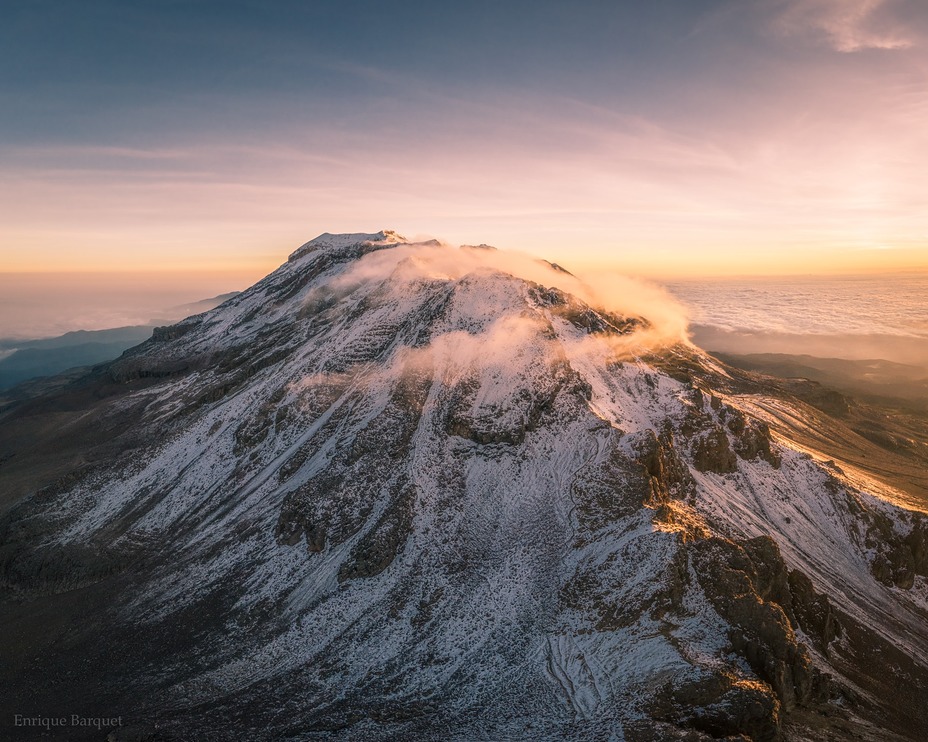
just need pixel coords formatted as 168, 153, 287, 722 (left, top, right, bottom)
1, 0, 926, 279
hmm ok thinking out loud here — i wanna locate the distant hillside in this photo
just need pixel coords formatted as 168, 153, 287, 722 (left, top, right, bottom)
0, 292, 239, 390
715, 352, 928, 410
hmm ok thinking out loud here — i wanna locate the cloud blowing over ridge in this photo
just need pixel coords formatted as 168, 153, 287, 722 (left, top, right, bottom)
328, 239, 691, 358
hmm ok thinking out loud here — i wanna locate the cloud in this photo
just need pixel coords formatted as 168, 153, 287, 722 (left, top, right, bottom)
772, 0, 915, 52
330, 241, 691, 355
571, 270, 691, 346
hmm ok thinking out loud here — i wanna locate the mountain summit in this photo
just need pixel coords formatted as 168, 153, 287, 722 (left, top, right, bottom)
1, 233, 926, 741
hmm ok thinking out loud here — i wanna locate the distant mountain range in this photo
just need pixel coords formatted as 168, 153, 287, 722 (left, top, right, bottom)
0, 293, 239, 390
714, 352, 928, 410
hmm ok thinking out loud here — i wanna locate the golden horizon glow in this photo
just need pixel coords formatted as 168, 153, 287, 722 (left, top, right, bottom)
3, 96, 926, 278
2, 239, 926, 281
2, 1, 926, 279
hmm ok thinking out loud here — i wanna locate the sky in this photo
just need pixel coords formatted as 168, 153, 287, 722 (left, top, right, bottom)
2, 0, 927, 281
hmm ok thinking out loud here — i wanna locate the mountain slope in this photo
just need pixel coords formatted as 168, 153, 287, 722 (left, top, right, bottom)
1, 232, 926, 741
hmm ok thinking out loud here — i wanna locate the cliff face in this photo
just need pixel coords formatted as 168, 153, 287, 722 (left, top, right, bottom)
1, 233, 926, 741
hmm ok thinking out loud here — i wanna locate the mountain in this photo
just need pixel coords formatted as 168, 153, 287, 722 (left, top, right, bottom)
0, 326, 155, 391
0, 293, 240, 391
688, 323, 928, 372
1, 232, 926, 741
712, 352, 928, 409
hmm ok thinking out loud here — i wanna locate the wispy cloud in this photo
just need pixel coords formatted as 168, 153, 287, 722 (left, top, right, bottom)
331, 242, 691, 354
772, 0, 915, 52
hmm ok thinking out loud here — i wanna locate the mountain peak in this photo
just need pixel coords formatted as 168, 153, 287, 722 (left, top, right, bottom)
287, 229, 407, 263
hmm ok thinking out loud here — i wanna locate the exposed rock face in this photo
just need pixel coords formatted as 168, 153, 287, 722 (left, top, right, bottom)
726, 409, 782, 468
1, 232, 927, 741
637, 427, 696, 505
787, 570, 842, 650
692, 425, 738, 473
646, 672, 782, 742
690, 538, 825, 712
866, 509, 928, 589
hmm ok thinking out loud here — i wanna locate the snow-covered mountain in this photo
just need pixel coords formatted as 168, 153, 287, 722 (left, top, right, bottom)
1, 232, 926, 741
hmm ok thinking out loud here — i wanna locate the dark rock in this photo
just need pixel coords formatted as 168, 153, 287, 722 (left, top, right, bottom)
692, 426, 738, 473
787, 570, 842, 649
689, 537, 829, 713
151, 323, 196, 342
443, 360, 581, 446
866, 510, 928, 589
636, 428, 696, 506
528, 284, 646, 335
234, 385, 288, 454
274, 507, 326, 552
648, 672, 781, 742
741, 536, 793, 615
338, 482, 416, 582
727, 410, 782, 468
569, 437, 645, 532
906, 522, 928, 575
